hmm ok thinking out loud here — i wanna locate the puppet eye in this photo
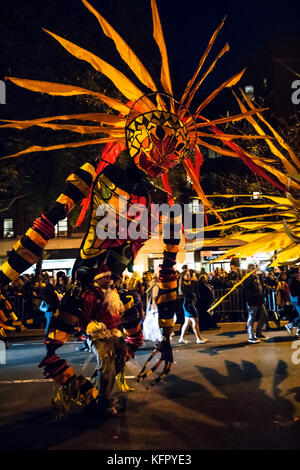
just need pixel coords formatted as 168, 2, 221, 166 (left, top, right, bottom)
155, 125, 165, 140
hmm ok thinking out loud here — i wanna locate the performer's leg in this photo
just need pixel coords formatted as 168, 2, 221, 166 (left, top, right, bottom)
179, 317, 190, 343
93, 338, 117, 414
190, 317, 208, 343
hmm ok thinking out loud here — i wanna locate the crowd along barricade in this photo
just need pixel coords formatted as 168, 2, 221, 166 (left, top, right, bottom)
212, 286, 282, 324
212, 287, 248, 322
7, 295, 35, 328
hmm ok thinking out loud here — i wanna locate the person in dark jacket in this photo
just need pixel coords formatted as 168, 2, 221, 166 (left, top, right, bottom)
285, 267, 300, 335
196, 274, 219, 330
243, 264, 268, 343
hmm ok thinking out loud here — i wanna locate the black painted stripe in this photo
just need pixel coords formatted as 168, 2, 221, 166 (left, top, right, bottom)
21, 235, 43, 258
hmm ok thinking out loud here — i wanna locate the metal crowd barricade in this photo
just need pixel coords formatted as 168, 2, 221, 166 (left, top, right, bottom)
7, 295, 34, 327
212, 287, 248, 322
212, 285, 281, 324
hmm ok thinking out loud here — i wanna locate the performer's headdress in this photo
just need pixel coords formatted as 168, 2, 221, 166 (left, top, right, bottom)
93, 264, 111, 281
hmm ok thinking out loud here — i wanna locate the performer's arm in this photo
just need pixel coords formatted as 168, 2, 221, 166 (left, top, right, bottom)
156, 212, 181, 338
0, 162, 97, 288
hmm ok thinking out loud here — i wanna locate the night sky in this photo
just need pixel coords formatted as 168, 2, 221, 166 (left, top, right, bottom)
1, 0, 299, 105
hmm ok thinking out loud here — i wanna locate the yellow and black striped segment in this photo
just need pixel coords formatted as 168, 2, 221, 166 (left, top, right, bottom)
0, 162, 97, 288
156, 213, 181, 332
119, 291, 144, 359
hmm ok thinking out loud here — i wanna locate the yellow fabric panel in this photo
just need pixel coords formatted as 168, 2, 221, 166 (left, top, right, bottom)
56, 194, 76, 212
1, 262, 20, 281
26, 228, 48, 248
66, 173, 91, 197
156, 291, 177, 304
213, 231, 291, 262
80, 162, 97, 180
269, 244, 300, 266
151, 0, 173, 96
158, 280, 177, 290
123, 299, 135, 313
158, 318, 175, 328
48, 330, 70, 343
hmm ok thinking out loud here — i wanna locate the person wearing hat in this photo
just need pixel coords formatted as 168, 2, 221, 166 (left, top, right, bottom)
81, 265, 125, 416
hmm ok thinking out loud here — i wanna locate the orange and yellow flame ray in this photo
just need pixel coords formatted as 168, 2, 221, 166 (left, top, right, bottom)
150, 0, 173, 98
180, 16, 227, 105
43, 28, 154, 109
0, 137, 125, 160
82, 0, 158, 95
5, 77, 131, 115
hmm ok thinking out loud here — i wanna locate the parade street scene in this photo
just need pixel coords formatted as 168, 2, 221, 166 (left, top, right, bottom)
0, 0, 300, 455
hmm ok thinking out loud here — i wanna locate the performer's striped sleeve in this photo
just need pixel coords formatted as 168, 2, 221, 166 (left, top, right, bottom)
0, 161, 97, 287
156, 211, 182, 332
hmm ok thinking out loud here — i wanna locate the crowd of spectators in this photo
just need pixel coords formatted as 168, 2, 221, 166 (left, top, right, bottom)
2, 263, 300, 334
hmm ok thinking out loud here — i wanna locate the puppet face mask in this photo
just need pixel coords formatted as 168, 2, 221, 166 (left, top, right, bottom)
125, 94, 197, 177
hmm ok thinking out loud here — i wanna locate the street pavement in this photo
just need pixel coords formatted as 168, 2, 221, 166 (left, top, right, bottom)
0, 322, 300, 451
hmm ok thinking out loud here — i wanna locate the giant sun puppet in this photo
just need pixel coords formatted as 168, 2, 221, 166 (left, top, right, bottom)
0, 0, 299, 413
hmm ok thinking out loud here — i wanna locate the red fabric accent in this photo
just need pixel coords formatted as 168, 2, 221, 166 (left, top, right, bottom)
209, 124, 287, 193
204, 206, 208, 226
33, 214, 55, 240
75, 141, 126, 227
194, 147, 204, 179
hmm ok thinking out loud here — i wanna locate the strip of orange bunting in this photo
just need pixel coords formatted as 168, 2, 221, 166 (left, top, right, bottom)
180, 16, 226, 104
183, 158, 223, 224
43, 29, 152, 108
151, 0, 173, 97
82, 0, 158, 94
5, 77, 130, 115
0, 137, 125, 160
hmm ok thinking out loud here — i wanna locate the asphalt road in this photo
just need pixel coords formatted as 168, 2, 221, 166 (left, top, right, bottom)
0, 323, 300, 451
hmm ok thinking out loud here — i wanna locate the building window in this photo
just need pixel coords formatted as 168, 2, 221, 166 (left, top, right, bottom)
189, 199, 202, 213
55, 218, 68, 237
245, 85, 254, 100
3, 218, 14, 238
